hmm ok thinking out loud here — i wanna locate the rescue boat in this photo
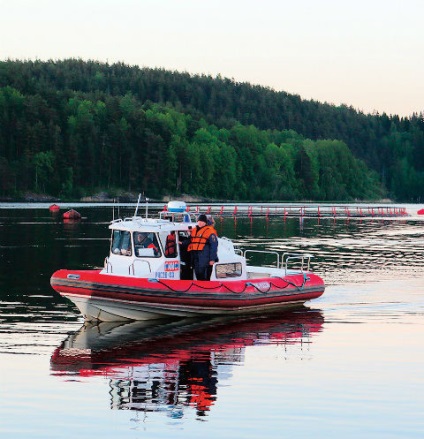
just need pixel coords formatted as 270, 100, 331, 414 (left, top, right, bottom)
50, 200, 325, 321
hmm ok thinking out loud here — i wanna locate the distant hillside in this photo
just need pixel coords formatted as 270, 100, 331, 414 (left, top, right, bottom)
0, 59, 423, 201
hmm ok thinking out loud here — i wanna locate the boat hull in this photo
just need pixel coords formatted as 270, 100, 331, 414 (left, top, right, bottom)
50, 269, 325, 321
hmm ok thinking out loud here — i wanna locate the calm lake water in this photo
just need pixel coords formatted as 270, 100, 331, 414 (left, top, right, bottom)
1, 203, 424, 438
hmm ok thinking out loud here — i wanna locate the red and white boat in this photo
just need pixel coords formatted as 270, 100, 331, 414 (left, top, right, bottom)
50, 201, 325, 321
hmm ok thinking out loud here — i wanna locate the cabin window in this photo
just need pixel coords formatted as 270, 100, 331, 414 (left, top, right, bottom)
215, 263, 243, 278
134, 232, 161, 258
163, 231, 178, 258
111, 230, 132, 256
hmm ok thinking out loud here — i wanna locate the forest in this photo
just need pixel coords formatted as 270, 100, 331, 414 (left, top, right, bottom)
0, 59, 423, 201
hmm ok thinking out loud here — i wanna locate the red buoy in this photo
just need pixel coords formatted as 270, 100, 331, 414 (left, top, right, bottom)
63, 209, 81, 220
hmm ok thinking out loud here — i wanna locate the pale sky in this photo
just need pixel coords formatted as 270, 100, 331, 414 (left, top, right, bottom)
1, 0, 423, 117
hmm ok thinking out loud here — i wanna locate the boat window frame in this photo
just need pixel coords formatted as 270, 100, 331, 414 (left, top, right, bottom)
160, 230, 179, 259
215, 262, 243, 279
133, 231, 162, 258
111, 230, 132, 256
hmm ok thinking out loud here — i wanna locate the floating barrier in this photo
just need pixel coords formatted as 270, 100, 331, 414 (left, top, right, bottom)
185, 205, 409, 219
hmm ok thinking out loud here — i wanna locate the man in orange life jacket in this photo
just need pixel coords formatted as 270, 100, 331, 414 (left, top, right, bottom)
188, 214, 218, 281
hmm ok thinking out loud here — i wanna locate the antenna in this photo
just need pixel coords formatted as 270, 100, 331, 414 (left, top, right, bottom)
134, 193, 142, 217
145, 197, 149, 218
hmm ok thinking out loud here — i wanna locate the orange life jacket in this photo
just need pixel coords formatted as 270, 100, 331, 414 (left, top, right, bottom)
188, 225, 217, 252
165, 232, 177, 257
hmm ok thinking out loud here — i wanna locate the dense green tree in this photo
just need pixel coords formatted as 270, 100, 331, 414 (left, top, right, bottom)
33, 150, 55, 192
0, 59, 422, 201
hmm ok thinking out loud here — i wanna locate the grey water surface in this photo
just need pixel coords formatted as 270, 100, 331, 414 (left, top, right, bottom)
0, 204, 423, 438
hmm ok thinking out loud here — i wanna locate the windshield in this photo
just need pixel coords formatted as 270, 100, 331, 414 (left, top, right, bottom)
134, 232, 161, 257
111, 230, 132, 256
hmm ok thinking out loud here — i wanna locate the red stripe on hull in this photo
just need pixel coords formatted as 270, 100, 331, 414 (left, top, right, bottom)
51, 269, 325, 311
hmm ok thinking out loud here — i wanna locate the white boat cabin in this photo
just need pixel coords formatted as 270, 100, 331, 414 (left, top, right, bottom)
101, 201, 313, 281
101, 201, 246, 281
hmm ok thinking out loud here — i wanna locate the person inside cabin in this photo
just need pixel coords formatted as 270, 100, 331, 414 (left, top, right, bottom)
122, 242, 132, 256
134, 232, 160, 256
188, 214, 218, 281
179, 227, 193, 280
114, 231, 131, 256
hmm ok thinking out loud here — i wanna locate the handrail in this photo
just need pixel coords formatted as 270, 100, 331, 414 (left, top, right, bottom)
282, 252, 314, 273
243, 250, 314, 274
159, 211, 194, 222
244, 249, 280, 268
129, 259, 152, 276
104, 257, 113, 273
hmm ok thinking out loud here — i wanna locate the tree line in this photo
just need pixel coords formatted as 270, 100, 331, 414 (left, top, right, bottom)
0, 59, 422, 201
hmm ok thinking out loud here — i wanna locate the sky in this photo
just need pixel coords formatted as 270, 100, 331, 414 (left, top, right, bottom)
1, 0, 423, 117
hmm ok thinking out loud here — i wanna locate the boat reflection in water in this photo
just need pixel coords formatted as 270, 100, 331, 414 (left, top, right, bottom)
51, 309, 324, 418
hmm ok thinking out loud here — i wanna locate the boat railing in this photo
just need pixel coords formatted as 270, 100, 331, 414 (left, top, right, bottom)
129, 259, 152, 276
244, 250, 281, 268
243, 250, 314, 274
282, 253, 314, 273
159, 211, 195, 223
